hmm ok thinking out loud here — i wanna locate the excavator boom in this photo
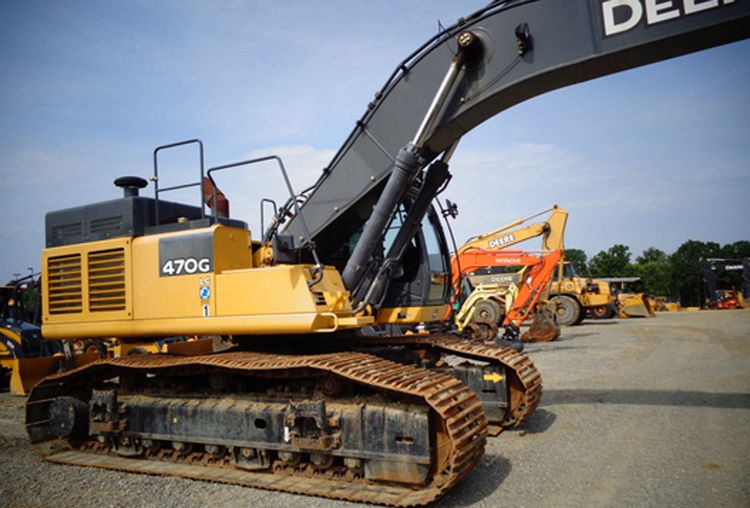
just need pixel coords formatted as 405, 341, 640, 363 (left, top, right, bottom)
284, 0, 749, 268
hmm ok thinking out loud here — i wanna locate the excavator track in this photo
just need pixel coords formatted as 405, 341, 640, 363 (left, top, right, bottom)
357, 334, 542, 434
26, 350, 487, 506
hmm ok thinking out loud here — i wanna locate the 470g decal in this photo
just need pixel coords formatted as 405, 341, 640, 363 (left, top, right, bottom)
159, 232, 214, 277
161, 257, 211, 276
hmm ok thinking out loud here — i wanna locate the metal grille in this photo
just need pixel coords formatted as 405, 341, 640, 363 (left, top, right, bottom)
47, 254, 83, 314
88, 248, 126, 312
90, 215, 124, 234
51, 222, 83, 241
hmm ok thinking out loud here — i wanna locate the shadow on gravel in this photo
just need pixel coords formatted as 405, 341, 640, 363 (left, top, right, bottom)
556, 332, 599, 339
543, 389, 750, 409
434, 454, 511, 507
510, 408, 556, 435
524, 345, 584, 353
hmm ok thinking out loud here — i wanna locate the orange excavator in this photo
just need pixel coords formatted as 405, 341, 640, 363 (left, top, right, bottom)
450, 206, 568, 343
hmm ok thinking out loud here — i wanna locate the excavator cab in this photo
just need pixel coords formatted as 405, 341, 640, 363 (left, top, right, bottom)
375, 203, 451, 324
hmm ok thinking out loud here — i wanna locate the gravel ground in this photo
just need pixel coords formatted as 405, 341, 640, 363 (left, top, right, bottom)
1, 309, 749, 507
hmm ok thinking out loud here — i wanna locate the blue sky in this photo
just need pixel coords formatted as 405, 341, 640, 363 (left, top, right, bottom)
1, 1, 748, 281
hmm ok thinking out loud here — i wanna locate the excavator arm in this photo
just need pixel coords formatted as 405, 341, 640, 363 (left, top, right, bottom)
450, 205, 568, 342
451, 205, 568, 287
504, 250, 562, 325
282, 0, 749, 312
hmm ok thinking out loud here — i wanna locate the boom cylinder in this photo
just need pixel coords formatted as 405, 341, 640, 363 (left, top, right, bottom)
353, 158, 451, 307
342, 147, 420, 291
341, 32, 481, 294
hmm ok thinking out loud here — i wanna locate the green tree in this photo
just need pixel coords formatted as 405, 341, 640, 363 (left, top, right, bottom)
720, 240, 750, 259
636, 247, 667, 265
633, 247, 671, 296
589, 244, 633, 278
564, 248, 589, 277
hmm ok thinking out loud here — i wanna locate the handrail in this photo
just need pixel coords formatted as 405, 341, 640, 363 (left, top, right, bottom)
206, 155, 324, 288
152, 139, 205, 226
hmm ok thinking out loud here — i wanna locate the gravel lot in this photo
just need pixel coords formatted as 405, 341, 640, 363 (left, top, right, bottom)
2, 309, 749, 507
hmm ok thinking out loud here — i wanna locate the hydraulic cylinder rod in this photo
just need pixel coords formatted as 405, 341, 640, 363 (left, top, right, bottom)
341, 32, 481, 293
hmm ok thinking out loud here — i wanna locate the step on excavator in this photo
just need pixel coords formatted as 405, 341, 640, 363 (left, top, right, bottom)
450, 206, 568, 343
25, 2, 750, 505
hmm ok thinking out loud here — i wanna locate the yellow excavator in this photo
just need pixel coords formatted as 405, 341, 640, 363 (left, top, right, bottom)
450, 205, 568, 342
24, 2, 750, 506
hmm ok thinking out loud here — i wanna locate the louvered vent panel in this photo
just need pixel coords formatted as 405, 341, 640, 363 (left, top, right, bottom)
90, 215, 124, 234
47, 254, 83, 314
52, 222, 83, 241
88, 248, 126, 312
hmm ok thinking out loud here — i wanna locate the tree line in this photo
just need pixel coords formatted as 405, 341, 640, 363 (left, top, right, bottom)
564, 240, 750, 307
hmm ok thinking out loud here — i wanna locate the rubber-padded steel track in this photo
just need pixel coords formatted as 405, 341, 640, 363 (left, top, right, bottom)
26, 351, 487, 506
357, 334, 542, 432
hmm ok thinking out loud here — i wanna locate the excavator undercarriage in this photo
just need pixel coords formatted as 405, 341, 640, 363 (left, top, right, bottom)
28, 334, 539, 506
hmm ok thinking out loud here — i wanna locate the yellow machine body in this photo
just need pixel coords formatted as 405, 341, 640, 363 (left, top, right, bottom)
41, 224, 373, 341
549, 275, 614, 310
376, 304, 450, 325
0, 326, 100, 395
617, 293, 655, 318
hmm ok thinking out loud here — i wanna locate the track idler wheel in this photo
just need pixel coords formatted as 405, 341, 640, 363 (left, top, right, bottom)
48, 396, 89, 439
468, 300, 500, 341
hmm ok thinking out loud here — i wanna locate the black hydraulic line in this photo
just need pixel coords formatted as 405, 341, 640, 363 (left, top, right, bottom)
285, 0, 750, 255
341, 32, 480, 292
353, 158, 452, 310
341, 146, 421, 291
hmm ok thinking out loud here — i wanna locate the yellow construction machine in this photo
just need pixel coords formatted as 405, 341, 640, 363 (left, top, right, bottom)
649, 296, 682, 312
600, 278, 655, 318
24, 2, 750, 506
548, 262, 617, 325
0, 276, 62, 395
450, 206, 568, 342
0, 275, 98, 395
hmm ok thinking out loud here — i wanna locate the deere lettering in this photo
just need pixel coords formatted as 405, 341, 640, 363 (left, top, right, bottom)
602, 0, 736, 36
488, 234, 515, 249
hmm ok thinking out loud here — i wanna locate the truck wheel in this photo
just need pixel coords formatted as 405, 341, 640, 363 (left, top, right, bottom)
551, 295, 582, 326
592, 305, 616, 319
473, 299, 501, 325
